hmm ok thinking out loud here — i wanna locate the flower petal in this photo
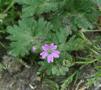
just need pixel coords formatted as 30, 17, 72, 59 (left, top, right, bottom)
47, 55, 54, 63
50, 43, 57, 50
52, 50, 60, 58
40, 51, 48, 59
42, 44, 49, 51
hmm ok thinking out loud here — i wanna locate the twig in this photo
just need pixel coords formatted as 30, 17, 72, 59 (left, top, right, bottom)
75, 80, 84, 90
19, 59, 30, 68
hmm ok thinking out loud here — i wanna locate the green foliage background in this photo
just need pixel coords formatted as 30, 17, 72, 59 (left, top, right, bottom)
0, 0, 101, 89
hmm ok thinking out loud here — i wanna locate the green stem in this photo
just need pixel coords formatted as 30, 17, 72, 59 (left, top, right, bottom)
89, 48, 99, 55
79, 30, 92, 45
79, 31, 99, 55
0, 31, 5, 33
3, 0, 15, 13
75, 59, 98, 65
82, 29, 101, 32
0, 42, 6, 49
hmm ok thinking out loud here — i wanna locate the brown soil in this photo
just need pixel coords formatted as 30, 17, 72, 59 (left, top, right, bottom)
0, 56, 101, 90
0, 56, 49, 90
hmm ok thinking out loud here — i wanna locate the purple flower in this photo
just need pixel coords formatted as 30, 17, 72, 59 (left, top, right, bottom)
32, 46, 36, 52
40, 43, 60, 63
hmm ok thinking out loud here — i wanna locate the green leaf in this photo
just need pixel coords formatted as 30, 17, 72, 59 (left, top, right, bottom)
34, 18, 53, 37
65, 36, 87, 51
43, 79, 59, 90
7, 18, 34, 57
7, 17, 52, 57
38, 59, 72, 76
56, 27, 72, 43
61, 72, 76, 90
16, 0, 58, 17
74, 15, 93, 29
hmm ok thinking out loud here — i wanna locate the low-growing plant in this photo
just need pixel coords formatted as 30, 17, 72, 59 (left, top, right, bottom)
2, 0, 101, 89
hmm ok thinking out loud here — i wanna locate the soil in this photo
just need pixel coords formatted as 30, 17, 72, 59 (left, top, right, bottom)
0, 56, 50, 90
0, 55, 101, 90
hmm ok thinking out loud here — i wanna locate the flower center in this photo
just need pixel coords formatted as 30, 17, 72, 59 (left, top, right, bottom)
48, 50, 52, 54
